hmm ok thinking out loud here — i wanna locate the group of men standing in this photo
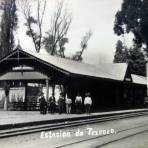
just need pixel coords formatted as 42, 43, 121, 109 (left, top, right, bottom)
75, 92, 92, 114
38, 92, 92, 115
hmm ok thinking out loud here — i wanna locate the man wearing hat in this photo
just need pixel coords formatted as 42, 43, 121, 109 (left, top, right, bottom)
84, 92, 92, 114
39, 92, 47, 114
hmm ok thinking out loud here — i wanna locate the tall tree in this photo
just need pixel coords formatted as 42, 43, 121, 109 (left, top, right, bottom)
43, 0, 72, 57
114, 0, 148, 49
0, 0, 18, 58
114, 0, 148, 76
128, 46, 146, 76
114, 43, 146, 76
113, 40, 128, 63
21, 0, 46, 53
72, 30, 92, 61
58, 37, 68, 58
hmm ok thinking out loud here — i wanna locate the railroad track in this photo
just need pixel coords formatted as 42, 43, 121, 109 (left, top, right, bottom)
55, 117, 148, 148
0, 111, 148, 139
97, 126, 148, 148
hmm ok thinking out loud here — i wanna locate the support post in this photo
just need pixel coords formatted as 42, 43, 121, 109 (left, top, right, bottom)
4, 81, 10, 111
24, 83, 28, 111
4, 96, 8, 111
46, 79, 49, 101
115, 85, 120, 108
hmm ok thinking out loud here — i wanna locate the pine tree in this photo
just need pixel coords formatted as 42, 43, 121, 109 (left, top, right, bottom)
113, 41, 146, 76
128, 46, 146, 76
113, 40, 128, 63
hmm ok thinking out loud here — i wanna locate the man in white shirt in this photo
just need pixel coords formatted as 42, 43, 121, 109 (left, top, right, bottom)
66, 96, 72, 114
84, 92, 92, 114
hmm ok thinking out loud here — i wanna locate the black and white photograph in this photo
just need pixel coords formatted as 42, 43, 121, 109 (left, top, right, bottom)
0, 0, 148, 147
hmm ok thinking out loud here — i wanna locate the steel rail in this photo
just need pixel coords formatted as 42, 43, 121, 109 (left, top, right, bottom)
0, 111, 148, 138
56, 118, 148, 148
96, 128, 148, 148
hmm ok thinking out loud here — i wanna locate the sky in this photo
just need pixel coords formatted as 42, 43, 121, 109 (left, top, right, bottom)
16, 0, 123, 64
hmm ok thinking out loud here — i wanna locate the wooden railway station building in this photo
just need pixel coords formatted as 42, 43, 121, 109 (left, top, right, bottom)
0, 48, 147, 111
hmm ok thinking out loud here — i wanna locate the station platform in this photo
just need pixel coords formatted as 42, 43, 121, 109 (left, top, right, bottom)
0, 108, 148, 130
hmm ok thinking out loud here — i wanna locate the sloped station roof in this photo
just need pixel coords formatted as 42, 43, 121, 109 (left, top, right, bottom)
19, 49, 128, 81
131, 74, 147, 85
0, 49, 146, 85
94, 63, 127, 81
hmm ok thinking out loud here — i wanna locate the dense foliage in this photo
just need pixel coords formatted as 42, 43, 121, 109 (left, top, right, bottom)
113, 0, 147, 76
113, 40, 128, 63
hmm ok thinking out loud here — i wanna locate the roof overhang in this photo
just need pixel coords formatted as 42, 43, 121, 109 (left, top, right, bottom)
0, 71, 49, 81
0, 49, 129, 82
